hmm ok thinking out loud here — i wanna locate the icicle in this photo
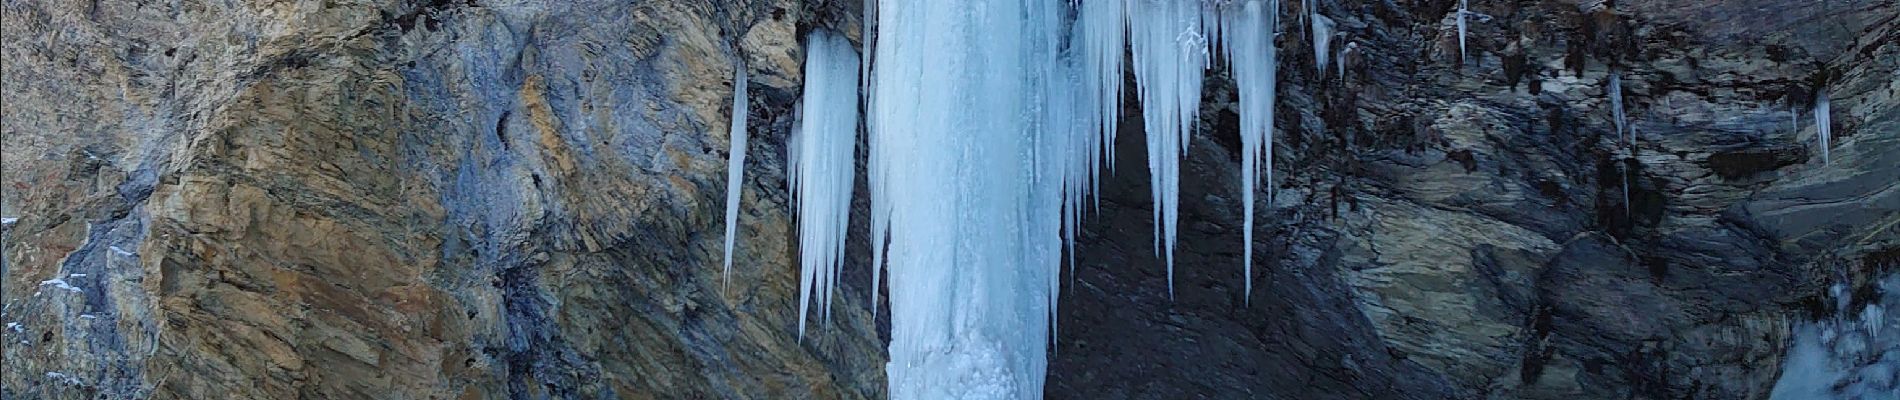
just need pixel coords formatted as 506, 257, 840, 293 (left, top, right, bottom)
1457, 0, 1468, 62
790, 30, 861, 338
1312, 13, 1336, 76
1791, 105, 1800, 138
1337, 41, 1356, 81
1815, 90, 1832, 166
1866, 304, 1885, 337
1221, 0, 1280, 304
1128, 0, 1209, 297
864, 0, 888, 318
1608, 70, 1628, 143
1621, 162, 1632, 217
721, 62, 750, 289
1065, 0, 1127, 282
1081, 0, 1125, 180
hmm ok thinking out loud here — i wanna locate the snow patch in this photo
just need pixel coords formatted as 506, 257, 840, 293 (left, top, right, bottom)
39, 278, 82, 293
45, 372, 83, 386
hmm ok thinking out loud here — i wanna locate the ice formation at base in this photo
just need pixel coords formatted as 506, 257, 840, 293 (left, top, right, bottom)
722, 63, 750, 287
1771, 274, 1899, 399
788, 30, 861, 337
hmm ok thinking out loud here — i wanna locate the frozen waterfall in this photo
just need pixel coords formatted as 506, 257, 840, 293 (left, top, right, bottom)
754, 0, 1288, 397
867, 1, 1066, 396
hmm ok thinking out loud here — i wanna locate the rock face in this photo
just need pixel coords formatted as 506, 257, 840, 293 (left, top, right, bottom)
1, 1, 1894, 400
3, 1, 880, 398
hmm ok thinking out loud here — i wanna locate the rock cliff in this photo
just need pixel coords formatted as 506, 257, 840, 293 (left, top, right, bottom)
2, 0, 1894, 399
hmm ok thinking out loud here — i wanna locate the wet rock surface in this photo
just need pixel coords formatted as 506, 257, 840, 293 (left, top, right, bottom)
2, 0, 1895, 399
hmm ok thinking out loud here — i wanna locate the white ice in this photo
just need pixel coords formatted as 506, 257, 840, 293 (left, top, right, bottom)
722, 61, 751, 288
1220, 0, 1281, 302
868, 0, 1068, 396
1128, 0, 1211, 296
1313, 13, 1336, 77
1457, 0, 1468, 61
789, 29, 861, 338
1609, 70, 1628, 143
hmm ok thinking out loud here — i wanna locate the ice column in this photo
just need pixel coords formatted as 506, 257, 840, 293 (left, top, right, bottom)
867, 1, 1068, 397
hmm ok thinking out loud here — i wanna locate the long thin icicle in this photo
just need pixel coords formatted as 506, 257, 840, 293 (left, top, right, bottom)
1609, 70, 1627, 143
1222, 0, 1279, 304
1815, 89, 1832, 166
790, 30, 861, 338
1457, 0, 1468, 61
863, 0, 888, 318
721, 62, 750, 288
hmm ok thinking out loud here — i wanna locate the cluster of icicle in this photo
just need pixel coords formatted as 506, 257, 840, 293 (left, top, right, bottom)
1788, 88, 1833, 166
721, 0, 1296, 397
787, 31, 862, 337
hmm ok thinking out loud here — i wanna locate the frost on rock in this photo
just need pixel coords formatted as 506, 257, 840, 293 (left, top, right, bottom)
1128, 0, 1211, 296
721, 61, 751, 288
1815, 89, 1832, 165
1219, 0, 1281, 302
788, 29, 861, 338
45, 372, 83, 386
